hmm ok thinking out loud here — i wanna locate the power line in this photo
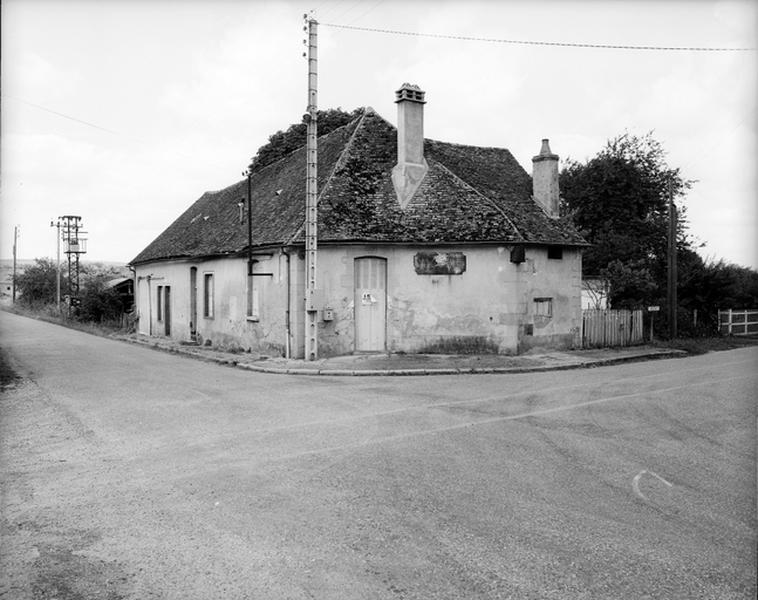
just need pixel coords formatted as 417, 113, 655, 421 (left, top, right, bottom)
2, 95, 126, 135
320, 22, 756, 52
1, 95, 233, 172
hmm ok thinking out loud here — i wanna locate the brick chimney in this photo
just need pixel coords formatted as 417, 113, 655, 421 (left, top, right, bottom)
532, 139, 560, 218
391, 83, 429, 208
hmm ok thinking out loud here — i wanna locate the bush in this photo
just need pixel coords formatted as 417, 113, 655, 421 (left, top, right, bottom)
15, 258, 65, 308
77, 277, 126, 324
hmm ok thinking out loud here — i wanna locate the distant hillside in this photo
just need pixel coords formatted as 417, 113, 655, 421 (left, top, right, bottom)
0, 259, 127, 269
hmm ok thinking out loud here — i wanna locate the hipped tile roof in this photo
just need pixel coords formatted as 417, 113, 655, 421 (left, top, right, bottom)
130, 109, 586, 265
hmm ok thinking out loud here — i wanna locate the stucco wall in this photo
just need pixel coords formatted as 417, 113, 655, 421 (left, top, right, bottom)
134, 253, 293, 355
519, 247, 583, 352
315, 244, 582, 356
135, 243, 582, 358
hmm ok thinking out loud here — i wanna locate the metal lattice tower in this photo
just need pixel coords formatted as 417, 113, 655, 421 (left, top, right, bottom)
59, 215, 87, 307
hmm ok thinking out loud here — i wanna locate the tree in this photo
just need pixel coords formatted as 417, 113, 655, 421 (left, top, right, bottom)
14, 258, 64, 307
77, 275, 125, 323
249, 108, 362, 171
76, 263, 131, 323
560, 131, 694, 308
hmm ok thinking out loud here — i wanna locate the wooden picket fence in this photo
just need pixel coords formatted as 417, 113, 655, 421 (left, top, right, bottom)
582, 309, 644, 348
718, 309, 758, 336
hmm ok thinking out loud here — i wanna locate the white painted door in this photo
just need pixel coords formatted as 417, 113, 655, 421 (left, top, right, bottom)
354, 257, 386, 352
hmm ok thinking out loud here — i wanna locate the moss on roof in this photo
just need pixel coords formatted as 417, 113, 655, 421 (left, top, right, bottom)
131, 108, 586, 265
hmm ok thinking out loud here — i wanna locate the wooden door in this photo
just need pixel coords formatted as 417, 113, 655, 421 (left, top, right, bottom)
189, 267, 197, 337
164, 286, 171, 336
354, 257, 386, 352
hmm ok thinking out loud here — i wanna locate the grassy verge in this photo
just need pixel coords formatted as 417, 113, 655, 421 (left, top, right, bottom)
1, 304, 128, 339
652, 335, 758, 355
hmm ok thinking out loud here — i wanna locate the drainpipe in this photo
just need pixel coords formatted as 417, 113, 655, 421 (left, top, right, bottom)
147, 274, 152, 335
281, 247, 291, 358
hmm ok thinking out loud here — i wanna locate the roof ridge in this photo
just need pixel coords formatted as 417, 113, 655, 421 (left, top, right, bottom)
426, 138, 514, 152
285, 109, 371, 245
249, 109, 368, 177
429, 158, 526, 241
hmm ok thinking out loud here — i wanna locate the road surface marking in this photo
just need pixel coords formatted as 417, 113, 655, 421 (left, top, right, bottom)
243, 371, 757, 438
258, 375, 754, 464
633, 469, 673, 501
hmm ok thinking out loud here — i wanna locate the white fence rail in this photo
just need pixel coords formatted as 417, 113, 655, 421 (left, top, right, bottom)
718, 309, 758, 336
582, 309, 644, 348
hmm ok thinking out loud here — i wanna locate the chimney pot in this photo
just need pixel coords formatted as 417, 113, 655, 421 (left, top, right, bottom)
395, 83, 426, 104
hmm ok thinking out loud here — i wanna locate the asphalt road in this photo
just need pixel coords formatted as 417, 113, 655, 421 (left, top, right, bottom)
1, 311, 755, 600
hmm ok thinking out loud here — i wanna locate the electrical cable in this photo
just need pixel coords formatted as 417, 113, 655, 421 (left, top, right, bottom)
320, 21, 756, 52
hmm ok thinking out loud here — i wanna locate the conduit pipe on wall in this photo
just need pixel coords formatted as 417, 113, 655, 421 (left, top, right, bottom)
281, 247, 291, 359
146, 274, 152, 336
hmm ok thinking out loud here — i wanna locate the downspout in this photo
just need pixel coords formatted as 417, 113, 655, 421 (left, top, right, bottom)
281, 247, 291, 358
147, 274, 152, 336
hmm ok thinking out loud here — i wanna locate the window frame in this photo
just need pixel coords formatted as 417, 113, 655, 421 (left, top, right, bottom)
534, 297, 553, 318
547, 246, 563, 260
203, 272, 214, 319
157, 285, 163, 322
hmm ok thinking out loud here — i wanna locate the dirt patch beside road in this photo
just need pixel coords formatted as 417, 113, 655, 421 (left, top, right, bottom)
0, 378, 132, 600
0, 347, 20, 389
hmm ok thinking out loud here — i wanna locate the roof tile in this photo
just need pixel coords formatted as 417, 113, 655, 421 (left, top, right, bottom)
131, 108, 585, 265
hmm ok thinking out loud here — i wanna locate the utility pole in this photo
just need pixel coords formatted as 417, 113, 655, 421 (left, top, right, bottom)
303, 14, 319, 361
242, 168, 255, 320
666, 179, 678, 339
11, 226, 18, 304
243, 169, 253, 277
50, 218, 62, 309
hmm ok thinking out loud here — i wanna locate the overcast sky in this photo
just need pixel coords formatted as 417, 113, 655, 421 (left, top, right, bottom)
1, 0, 756, 268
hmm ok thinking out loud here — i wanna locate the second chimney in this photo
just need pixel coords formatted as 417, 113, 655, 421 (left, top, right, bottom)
532, 139, 560, 218
391, 83, 428, 208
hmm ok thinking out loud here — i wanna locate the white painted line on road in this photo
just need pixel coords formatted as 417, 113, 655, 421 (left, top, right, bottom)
649, 470, 673, 487
244, 368, 757, 439
632, 471, 647, 501
633, 469, 673, 501
261, 374, 755, 464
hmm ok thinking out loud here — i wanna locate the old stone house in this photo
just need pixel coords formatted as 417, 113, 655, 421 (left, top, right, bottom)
130, 84, 587, 358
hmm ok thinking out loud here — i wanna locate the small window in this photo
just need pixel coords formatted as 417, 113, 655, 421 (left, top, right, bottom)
157, 285, 163, 321
547, 247, 563, 260
534, 297, 553, 318
203, 273, 214, 318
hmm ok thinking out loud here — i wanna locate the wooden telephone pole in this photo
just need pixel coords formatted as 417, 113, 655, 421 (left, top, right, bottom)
666, 179, 678, 338
304, 14, 319, 361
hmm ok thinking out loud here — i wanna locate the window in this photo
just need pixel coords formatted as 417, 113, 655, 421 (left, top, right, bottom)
157, 286, 163, 321
547, 246, 563, 260
203, 273, 214, 318
534, 297, 553, 318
